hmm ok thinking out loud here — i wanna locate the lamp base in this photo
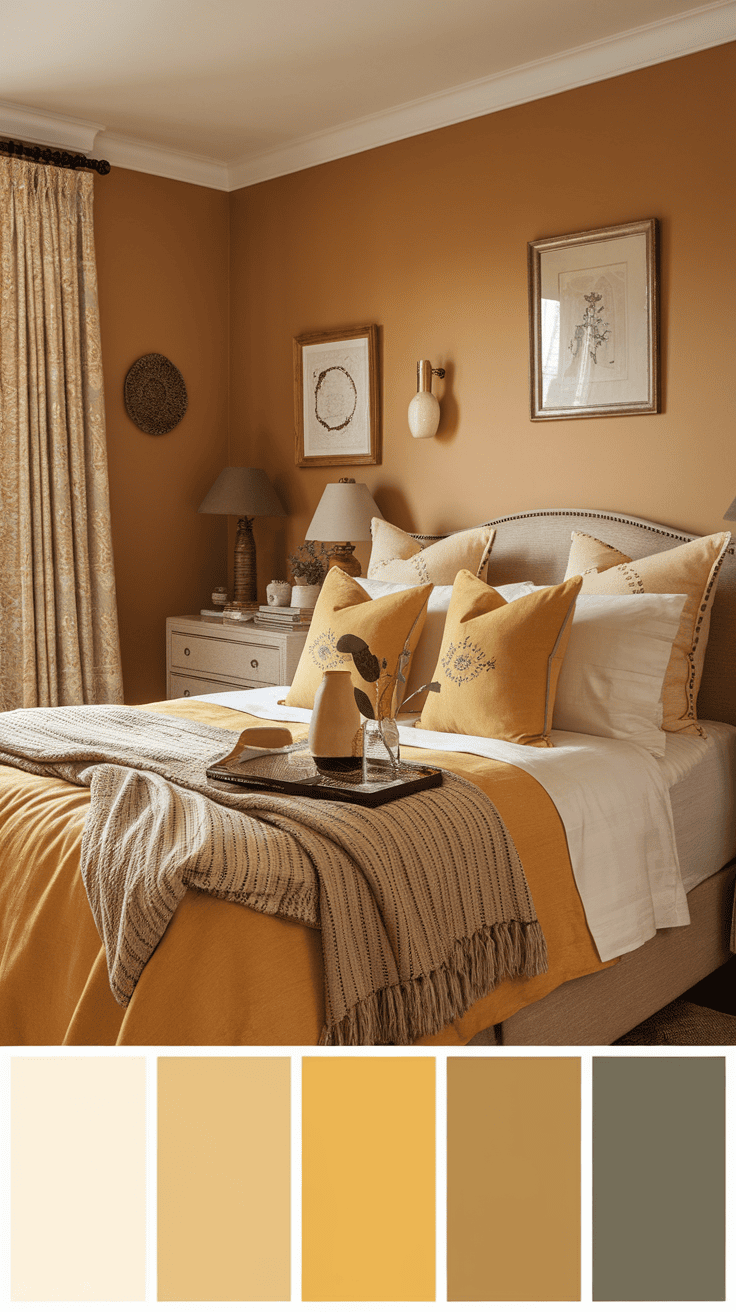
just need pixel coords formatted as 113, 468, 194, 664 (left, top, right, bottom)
328, 542, 361, 577
233, 515, 257, 606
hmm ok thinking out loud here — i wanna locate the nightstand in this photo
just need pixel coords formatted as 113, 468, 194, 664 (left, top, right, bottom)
166, 614, 308, 699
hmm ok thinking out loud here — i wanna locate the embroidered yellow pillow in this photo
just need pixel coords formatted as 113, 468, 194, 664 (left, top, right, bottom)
566, 530, 731, 736
367, 518, 495, 584
419, 570, 583, 747
284, 567, 432, 711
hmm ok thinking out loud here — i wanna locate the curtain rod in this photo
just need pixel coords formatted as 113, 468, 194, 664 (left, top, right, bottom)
0, 137, 111, 175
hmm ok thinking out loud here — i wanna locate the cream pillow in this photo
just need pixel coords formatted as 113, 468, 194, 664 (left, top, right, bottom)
360, 577, 536, 710
367, 518, 495, 585
284, 567, 432, 711
565, 530, 731, 736
550, 593, 688, 754
419, 570, 582, 746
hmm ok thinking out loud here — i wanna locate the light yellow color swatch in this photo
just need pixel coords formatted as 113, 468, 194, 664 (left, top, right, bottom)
11, 1056, 146, 1301
157, 1057, 290, 1301
302, 1056, 435, 1302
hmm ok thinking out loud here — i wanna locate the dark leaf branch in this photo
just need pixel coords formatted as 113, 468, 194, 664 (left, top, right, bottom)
336, 631, 440, 721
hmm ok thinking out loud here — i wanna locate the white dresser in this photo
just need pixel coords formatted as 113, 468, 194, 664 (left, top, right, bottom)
166, 614, 308, 699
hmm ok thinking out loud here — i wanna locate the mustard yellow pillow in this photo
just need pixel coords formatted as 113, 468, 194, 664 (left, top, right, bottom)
419, 570, 583, 747
566, 530, 731, 736
284, 567, 432, 711
367, 518, 495, 584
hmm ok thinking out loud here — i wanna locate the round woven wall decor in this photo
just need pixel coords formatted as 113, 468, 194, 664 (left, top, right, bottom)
123, 353, 188, 435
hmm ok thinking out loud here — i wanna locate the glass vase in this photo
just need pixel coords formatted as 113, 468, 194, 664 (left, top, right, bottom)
362, 717, 401, 782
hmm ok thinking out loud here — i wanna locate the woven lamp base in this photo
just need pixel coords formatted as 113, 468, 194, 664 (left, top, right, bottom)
233, 515, 257, 607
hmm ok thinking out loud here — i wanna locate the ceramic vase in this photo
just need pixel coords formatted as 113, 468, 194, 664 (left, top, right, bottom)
291, 581, 321, 609
308, 670, 362, 780
362, 717, 401, 782
266, 579, 291, 606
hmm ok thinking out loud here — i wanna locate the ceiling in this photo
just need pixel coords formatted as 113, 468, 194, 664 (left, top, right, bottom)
1, 0, 732, 189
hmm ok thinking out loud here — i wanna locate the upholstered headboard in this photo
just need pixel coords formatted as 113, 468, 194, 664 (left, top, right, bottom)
414, 508, 736, 727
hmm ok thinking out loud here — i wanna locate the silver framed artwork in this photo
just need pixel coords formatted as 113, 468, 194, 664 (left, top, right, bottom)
528, 219, 659, 420
294, 323, 380, 467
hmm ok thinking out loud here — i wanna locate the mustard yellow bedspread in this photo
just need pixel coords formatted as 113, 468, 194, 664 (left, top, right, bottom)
0, 699, 610, 1045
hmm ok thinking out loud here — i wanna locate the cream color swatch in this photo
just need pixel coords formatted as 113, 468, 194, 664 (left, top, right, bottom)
11, 1056, 146, 1301
302, 1056, 435, 1301
157, 1057, 290, 1301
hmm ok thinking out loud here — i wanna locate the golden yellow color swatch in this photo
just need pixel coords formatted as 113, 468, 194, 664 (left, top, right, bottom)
447, 1056, 580, 1301
158, 1057, 290, 1301
302, 1056, 435, 1302
12, 1056, 146, 1301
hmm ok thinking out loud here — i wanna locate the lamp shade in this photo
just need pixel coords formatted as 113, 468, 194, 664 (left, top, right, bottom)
724, 496, 736, 521
306, 480, 381, 542
197, 467, 285, 518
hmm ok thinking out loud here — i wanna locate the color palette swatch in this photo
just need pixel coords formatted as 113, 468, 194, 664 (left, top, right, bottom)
158, 1056, 290, 1301
593, 1055, 726, 1302
302, 1056, 435, 1302
6, 1052, 731, 1304
11, 1056, 146, 1301
447, 1056, 581, 1301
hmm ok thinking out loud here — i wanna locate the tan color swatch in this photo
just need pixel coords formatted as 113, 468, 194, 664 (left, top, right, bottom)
302, 1056, 435, 1302
157, 1057, 290, 1301
11, 1056, 146, 1301
447, 1056, 580, 1301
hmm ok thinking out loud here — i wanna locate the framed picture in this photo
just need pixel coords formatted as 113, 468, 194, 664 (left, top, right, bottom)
528, 219, 659, 420
294, 324, 380, 467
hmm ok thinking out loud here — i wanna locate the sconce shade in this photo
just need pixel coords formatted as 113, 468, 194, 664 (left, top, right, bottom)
306, 480, 381, 543
724, 496, 736, 521
197, 466, 286, 518
408, 359, 445, 439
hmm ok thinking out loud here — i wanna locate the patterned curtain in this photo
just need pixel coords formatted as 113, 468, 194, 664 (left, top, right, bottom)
0, 157, 123, 710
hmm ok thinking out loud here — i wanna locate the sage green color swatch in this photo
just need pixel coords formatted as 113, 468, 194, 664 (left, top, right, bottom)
593, 1056, 725, 1302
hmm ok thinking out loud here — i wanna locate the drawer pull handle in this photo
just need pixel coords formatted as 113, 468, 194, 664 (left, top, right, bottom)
250, 658, 259, 669
184, 647, 190, 656
183, 689, 191, 697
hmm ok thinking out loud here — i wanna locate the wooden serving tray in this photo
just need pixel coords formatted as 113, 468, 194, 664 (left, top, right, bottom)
206, 745, 442, 808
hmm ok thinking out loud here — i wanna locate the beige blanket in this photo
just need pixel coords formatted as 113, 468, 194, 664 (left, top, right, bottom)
0, 705, 547, 1045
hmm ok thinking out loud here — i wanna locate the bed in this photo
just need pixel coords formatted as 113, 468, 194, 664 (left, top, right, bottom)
1, 507, 734, 1046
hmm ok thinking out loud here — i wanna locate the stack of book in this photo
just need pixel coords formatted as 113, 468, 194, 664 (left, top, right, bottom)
253, 604, 315, 632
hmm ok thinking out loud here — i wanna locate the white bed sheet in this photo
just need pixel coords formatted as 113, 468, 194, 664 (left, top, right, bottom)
658, 720, 736, 893
196, 685, 687, 963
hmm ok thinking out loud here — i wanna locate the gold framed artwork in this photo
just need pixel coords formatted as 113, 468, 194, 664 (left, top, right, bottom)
294, 324, 380, 467
528, 219, 659, 420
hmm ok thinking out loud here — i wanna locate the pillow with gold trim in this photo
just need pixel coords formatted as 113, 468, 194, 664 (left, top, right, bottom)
284, 567, 432, 711
367, 518, 495, 585
564, 530, 731, 736
418, 570, 582, 746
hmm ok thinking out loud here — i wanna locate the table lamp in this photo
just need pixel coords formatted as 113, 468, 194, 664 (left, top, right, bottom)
198, 466, 286, 610
305, 477, 382, 577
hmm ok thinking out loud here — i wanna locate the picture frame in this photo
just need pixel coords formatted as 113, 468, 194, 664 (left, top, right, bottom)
528, 219, 659, 420
294, 323, 380, 467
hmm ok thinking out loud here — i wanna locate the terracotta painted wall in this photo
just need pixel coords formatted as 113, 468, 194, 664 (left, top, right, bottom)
95, 169, 229, 703
229, 43, 735, 585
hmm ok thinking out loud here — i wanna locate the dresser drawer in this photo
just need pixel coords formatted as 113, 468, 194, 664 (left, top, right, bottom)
170, 631, 281, 684
169, 672, 253, 699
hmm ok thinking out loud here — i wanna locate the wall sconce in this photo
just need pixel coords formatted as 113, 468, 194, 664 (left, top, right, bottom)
408, 359, 445, 439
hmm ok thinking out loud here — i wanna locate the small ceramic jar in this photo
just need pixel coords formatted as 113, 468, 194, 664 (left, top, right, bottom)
211, 585, 228, 606
267, 579, 292, 607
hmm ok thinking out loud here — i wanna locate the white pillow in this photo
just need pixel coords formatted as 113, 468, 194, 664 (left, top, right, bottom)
360, 577, 536, 708
549, 592, 688, 754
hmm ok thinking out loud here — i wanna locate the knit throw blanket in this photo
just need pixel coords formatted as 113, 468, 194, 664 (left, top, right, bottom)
0, 705, 547, 1045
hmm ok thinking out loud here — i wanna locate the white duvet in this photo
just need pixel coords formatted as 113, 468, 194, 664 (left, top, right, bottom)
196, 685, 689, 961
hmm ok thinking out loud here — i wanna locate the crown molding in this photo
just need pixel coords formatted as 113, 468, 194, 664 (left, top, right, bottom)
0, 100, 103, 153
93, 133, 230, 190
1, 1, 732, 191
228, 0, 735, 190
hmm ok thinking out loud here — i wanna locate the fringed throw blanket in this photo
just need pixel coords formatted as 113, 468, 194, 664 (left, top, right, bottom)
0, 705, 547, 1044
